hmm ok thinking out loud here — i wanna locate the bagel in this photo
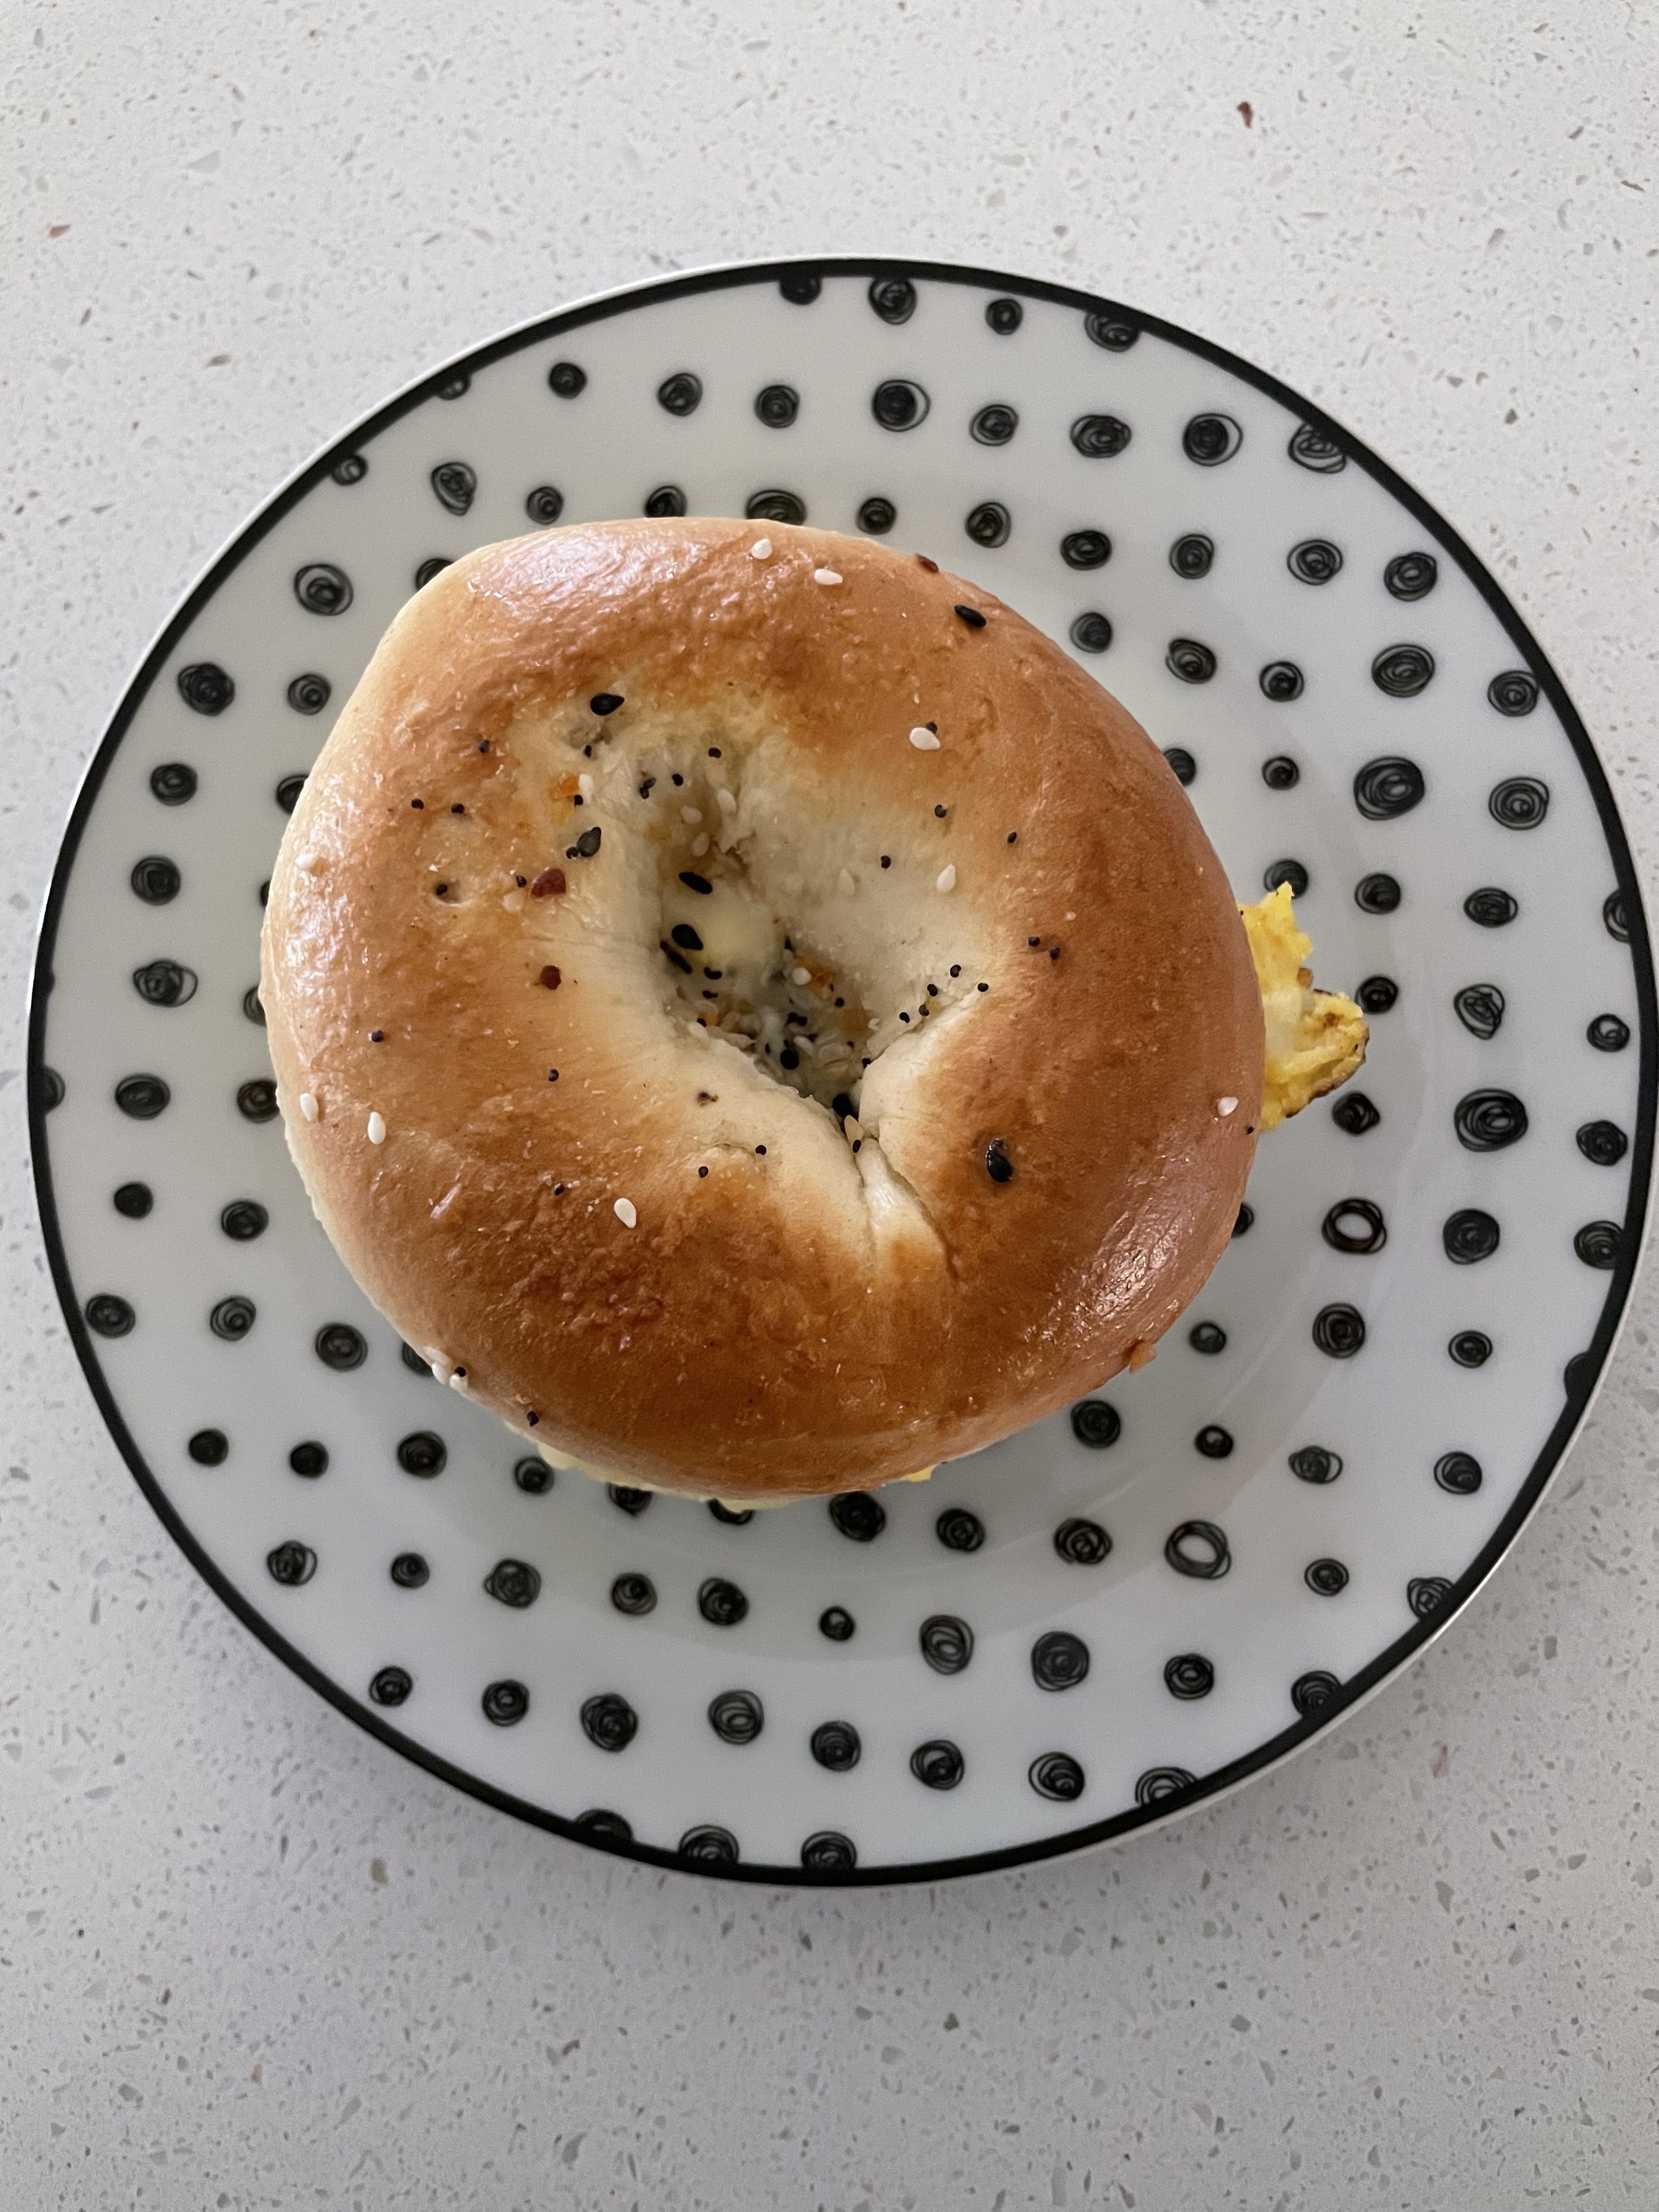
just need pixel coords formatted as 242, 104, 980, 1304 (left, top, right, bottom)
262, 518, 1344, 1501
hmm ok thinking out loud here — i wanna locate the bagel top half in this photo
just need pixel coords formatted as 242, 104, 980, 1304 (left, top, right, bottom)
261, 518, 1264, 1499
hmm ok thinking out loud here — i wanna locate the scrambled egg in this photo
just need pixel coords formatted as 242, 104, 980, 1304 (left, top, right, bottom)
1241, 883, 1369, 1131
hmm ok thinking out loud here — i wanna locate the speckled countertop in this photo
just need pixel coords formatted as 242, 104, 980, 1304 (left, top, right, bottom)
6, 3, 1659, 2204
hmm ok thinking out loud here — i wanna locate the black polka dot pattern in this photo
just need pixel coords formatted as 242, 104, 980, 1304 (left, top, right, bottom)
1069, 612, 1112, 654
1433, 1452, 1483, 1496
314, 1324, 367, 1370
697, 1577, 749, 1627
1182, 413, 1241, 465
1166, 1521, 1231, 1579
293, 563, 353, 616
1291, 1671, 1341, 1717
389, 1553, 429, 1589
801, 1830, 856, 1870
1305, 1558, 1349, 1596
1164, 1653, 1214, 1700
1029, 1752, 1086, 1801
818, 1605, 855, 1642
1311, 1303, 1366, 1358
430, 461, 476, 515
1442, 1209, 1500, 1264
1169, 533, 1214, 578
131, 857, 180, 904
220, 1199, 268, 1240
1453, 984, 1505, 1040
1487, 670, 1538, 716
985, 296, 1022, 333
1454, 1090, 1528, 1152
1287, 539, 1343, 584
1465, 886, 1519, 928
1577, 1120, 1629, 1166
1166, 638, 1217, 684
514, 1457, 553, 1494
1135, 1766, 1196, 1806
644, 485, 687, 518
483, 1679, 529, 1726
910, 1740, 964, 1790
580, 1692, 635, 1750
708, 1689, 764, 1744
1053, 1517, 1111, 1564
1332, 1093, 1381, 1134
1259, 661, 1305, 702
857, 496, 896, 533
149, 763, 197, 805
1264, 859, 1308, 898
575, 1808, 632, 1840
1070, 414, 1131, 459
829, 1492, 885, 1541
396, 1430, 445, 1476
1061, 530, 1111, 570
208, 1296, 255, 1342
755, 384, 799, 427
177, 662, 234, 716
267, 1540, 315, 1587
85, 1293, 135, 1338
1489, 777, 1550, 830
525, 486, 564, 525
1261, 756, 1300, 791
607, 1484, 652, 1516
188, 1429, 228, 1466
1163, 747, 1197, 785
1605, 891, 1631, 943
935, 1507, 984, 1553
113, 1182, 152, 1218
1384, 551, 1437, 601
370, 1667, 412, 1707
1407, 1575, 1453, 1620
1084, 311, 1138, 349
288, 1442, 327, 1477
810, 1719, 861, 1771
1194, 1425, 1234, 1459
919, 1615, 973, 1675
1449, 1331, 1493, 1368
1574, 1220, 1624, 1270
1288, 424, 1345, 472
679, 1824, 739, 1863
656, 372, 702, 416
1070, 1400, 1121, 1448
780, 273, 822, 305
745, 489, 806, 525
1357, 975, 1399, 1014
236, 1078, 279, 1122
483, 1558, 541, 1609
1354, 874, 1401, 915
1353, 757, 1426, 820
1288, 1446, 1342, 1485
1588, 1014, 1631, 1051
1322, 1198, 1386, 1254
1370, 644, 1434, 698
868, 277, 916, 325
547, 362, 586, 397
1188, 1319, 1227, 1354
965, 500, 1011, 548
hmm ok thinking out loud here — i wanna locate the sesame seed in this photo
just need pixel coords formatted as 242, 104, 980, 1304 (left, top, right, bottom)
791, 964, 812, 986
1050, 946, 1061, 961
367, 1111, 387, 1145
909, 726, 942, 751
692, 833, 709, 855
539, 965, 562, 989
936, 864, 957, 894
813, 567, 843, 586
613, 1196, 637, 1227
954, 604, 987, 628
435, 883, 448, 896
698, 1164, 709, 1177
750, 538, 772, 560
681, 805, 702, 824
1217, 1097, 1239, 1117
1028, 936, 1040, 947
448, 1369, 467, 1391
298, 1091, 319, 1122
590, 693, 624, 716
917, 555, 939, 573
716, 787, 737, 815
516, 874, 527, 886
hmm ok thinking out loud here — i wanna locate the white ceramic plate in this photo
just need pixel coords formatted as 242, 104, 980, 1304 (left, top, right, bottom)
30, 258, 1654, 1884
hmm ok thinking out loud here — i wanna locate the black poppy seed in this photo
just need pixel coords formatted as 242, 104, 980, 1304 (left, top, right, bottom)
1007, 831, 1018, 843
780, 1047, 800, 1068
881, 855, 892, 868
573, 826, 601, 858
515, 874, 526, 886
680, 871, 713, 894
451, 803, 464, 815
700, 988, 716, 999
1050, 946, 1061, 960
786, 1011, 807, 1025
698, 1165, 709, 1176
926, 721, 937, 733
899, 1010, 911, 1022
950, 964, 961, 977
526, 1411, 539, 1426
411, 797, 424, 809
935, 804, 947, 818
662, 943, 693, 974
704, 966, 722, 978
639, 776, 656, 797
435, 883, 448, 896
478, 741, 489, 753
671, 773, 684, 786
918, 1005, 929, 1018
862, 1057, 872, 1067
1028, 936, 1040, 947
583, 744, 592, 757
927, 983, 939, 996
572, 794, 583, 805
852, 1138, 862, 1151
708, 747, 721, 757
985, 1139, 1015, 1183
755, 1145, 766, 1155
548, 1068, 559, 1081
590, 692, 624, 715
671, 923, 705, 951
953, 604, 988, 628
833, 995, 844, 1006
369, 1029, 384, 1042
977, 982, 988, 992
565, 848, 577, 858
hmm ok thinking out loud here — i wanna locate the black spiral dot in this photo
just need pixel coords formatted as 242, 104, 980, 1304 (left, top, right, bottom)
919, 1615, 974, 1674
1188, 1319, 1227, 1355
755, 383, 799, 427
707, 1500, 753, 1526
1454, 1089, 1528, 1152
1260, 661, 1305, 702
1588, 1014, 1631, 1052
395, 1431, 445, 1477
1487, 669, 1538, 717
745, 488, 806, 525
1084, 311, 1138, 349
708, 1689, 764, 1745
858, 496, 896, 534
1164, 1653, 1214, 1700
1261, 755, 1300, 791
818, 1605, 855, 1642
576, 1808, 632, 1840
130, 856, 180, 905
1433, 1451, 1483, 1496
811, 1720, 861, 1771
266, 1541, 315, 1587
1489, 776, 1550, 831
1577, 1119, 1629, 1167
1287, 538, 1343, 585
1605, 890, 1631, 943
369, 1666, 412, 1707
293, 562, 353, 616
330, 452, 368, 484
1061, 529, 1111, 570
1288, 1446, 1342, 1485
1370, 644, 1434, 698
219, 1199, 268, 1243
1182, 412, 1241, 466
1032, 1631, 1091, 1692
644, 486, 687, 518
1465, 886, 1519, 928
580, 1692, 635, 1750
233, 1077, 278, 1124
1442, 1209, 1500, 1264
1194, 1425, 1234, 1459
547, 361, 586, 397
434, 372, 469, 399
1322, 1197, 1386, 1254
1237, 1204, 1255, 1235
985, 295, 1022, 333
1357, 975, 1399, 1014
188, 1429, 228, 1466
149, 762, 197, 805
1287, 423, 1345, 472
971, 403, 1018, 446
513, 1456, 552, 1494
679, 1824, 739, 1863
1311, 1303, 1365, 1358
314, 1323, 367, 1370
1353, 757, 1426, 821
607, 1484, 652, 1516
1407, 1575, 1453, 1620
131, 960, 196, 1009
1574, 1220, 1624, 1270
830, 1491, 885, 1541
1165, 1521, 1230, 1579
1135, 1766, 1196, 1807
400, 1343, 431, 1378
1384, 551, 1437, 601
1165, 638, 1216, 684
1052, 1517, 1111, 1567
483, 1679, 530, 1727
85, 1293, 134, 1338
1169, 533, 1214, 579
113, 1182, 152, 1218
1453, 983, 1505, 1041
1264, 859, 1308, 898
177, 661, 234, 716
389, 1553, 429, 1589
1163, 747, 1197, 785
241, 987, 264, 1027
656, 371, 702, 416
1291, 1670, 1341, 1717
1029, 1752, 1086, 1801
484, 1558, 540, 1609
1070, 1399, 1121, 1449
698, 1576, 749, 1627
935, 1507, 984, 1553
270, 774, 308, 819
208, 1296, 255, 1342
430, 461, 476, 515
801, 1830, 856, 1870
1448, 1331, 1493, 1368
964, 500, 1010, 548
610, 1573, 655, 1618
1305, 1557, 1349, 1596
1354, 874, 1401, 916
780, 272, 822, 304
288, 1442, 327, 1478
525, 485, 564, 525
910, 1739, 964, 1790
1069, 611, 1112, 653
1332, 1092, 1380, 1135
413, 557, 450, 591
1070, 414, 1131, 459
868, 276, 916, 324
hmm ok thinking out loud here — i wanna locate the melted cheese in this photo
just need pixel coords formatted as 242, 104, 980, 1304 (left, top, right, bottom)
1241, 884, 1369, 1131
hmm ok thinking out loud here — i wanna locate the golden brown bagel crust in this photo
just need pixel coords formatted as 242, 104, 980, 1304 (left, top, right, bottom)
261, 519, 1262, 1499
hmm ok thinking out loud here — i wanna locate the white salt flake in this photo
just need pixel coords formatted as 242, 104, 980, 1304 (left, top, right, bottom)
936, 863, 957, 894
909, 726, 941, 750
813, 567, 843, 586
749, 538, 772, 560
367, 1110, 387, 1144
1217, 1097, 1239, 1117
298, 1092, 319, 1123
578, 773, 594, 802
692, 832, 709, 855
614, 1197, 638, 1228
790, 965, 812, 986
